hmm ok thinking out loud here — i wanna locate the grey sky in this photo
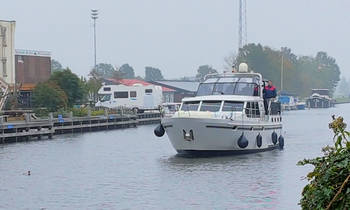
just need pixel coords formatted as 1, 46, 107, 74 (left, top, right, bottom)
2, 0, 350, 79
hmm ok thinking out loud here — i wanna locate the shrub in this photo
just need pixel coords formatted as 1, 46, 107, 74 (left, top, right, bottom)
298, 116, 350, 209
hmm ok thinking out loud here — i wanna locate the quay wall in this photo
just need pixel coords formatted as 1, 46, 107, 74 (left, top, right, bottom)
0, 112, 161, 144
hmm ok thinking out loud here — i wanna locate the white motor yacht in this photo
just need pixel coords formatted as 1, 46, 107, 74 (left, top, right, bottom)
154, 63, 284, 156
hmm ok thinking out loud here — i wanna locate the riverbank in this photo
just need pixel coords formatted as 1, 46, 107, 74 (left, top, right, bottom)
334, 97, 350, 104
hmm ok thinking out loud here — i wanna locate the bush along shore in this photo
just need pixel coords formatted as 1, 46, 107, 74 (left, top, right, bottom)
298, 116, 350, 209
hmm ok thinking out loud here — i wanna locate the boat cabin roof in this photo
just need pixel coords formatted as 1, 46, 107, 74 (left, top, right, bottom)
182, 95, 263, 103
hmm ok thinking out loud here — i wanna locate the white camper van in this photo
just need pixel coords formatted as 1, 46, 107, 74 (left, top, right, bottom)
95, 84, 163, 112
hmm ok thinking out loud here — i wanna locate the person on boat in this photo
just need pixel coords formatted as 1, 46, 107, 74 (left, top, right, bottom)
253, 84, 259, 96
263, 80, 277, 114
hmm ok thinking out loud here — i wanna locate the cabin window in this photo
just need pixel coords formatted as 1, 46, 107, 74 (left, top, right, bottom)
145, 89, 153, 94
222, 101, 244, 112
196, 83, 215, 96
103, 87, 111, 91
200, 101, 222, 112
181, 101, 200, 111
130, 91, 137, 98
245, 102, 260, 118
114, 91, 129, 98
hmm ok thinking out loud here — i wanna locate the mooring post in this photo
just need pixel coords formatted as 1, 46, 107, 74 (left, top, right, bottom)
25, 113, 30, 123
88, 108, 91, 117
49, 113, 53, 124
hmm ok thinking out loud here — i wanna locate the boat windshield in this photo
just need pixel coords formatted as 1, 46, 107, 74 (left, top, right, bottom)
196, 76, 260, 97
99, 94, 111, 102
197, 82, 259, 96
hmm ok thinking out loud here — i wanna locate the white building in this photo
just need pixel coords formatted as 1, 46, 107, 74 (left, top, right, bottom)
0, 20, 16, 85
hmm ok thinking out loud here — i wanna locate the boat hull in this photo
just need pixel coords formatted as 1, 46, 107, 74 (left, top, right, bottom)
162, 117, 283, 156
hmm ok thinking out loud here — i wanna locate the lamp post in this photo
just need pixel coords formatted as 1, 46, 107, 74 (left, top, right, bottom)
91, 9, 98, 70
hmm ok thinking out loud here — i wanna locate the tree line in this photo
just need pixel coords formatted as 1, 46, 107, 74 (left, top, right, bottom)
40, 44, 341, 112
235, 43, 341, 97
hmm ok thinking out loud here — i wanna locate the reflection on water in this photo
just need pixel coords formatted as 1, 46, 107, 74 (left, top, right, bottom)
0, 104, 349, 209
158, 151, 283, 209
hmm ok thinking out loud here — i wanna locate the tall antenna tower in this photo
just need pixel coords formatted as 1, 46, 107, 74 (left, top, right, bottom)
238, 0, 247, 51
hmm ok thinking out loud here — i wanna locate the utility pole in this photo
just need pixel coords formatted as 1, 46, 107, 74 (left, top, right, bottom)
281, 52, 284, 91
91, 9, 98, 70
238, 0, 247, 52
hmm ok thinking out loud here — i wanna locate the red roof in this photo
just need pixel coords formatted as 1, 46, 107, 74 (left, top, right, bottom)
106, 78, 175, 92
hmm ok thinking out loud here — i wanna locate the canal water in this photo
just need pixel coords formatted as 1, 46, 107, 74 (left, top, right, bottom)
0, 104, 349, 209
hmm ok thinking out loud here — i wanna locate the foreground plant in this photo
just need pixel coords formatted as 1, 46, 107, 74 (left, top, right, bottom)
298, 116, 350, 210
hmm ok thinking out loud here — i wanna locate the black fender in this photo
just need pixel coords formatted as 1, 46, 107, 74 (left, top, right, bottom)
278, 135, 284, 149
238, 133, 249, 148
272, 131, 278, 145
154, 124, 165, 137
256, 134, 262, 148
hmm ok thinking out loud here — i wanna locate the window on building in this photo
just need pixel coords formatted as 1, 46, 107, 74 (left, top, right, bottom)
103, 87, 111, 91
114, 91, 129, 98
145, 89, 153, 94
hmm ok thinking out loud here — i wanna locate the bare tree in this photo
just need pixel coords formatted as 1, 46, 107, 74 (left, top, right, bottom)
223, 52, 237, 72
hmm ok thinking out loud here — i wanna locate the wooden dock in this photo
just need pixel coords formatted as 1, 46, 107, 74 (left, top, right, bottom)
0, 112, 161, 144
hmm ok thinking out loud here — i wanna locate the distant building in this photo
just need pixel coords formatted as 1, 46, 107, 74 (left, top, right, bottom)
0, 20, 16, 85
149, 80, 200, 102
15, 49, 51, 85
104, 78, 176, 103
15, 49, 51, 108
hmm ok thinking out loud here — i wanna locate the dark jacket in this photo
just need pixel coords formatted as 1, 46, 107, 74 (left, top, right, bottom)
264, 85, 277, 99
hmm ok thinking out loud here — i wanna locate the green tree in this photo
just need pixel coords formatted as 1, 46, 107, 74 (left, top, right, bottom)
196, 65, 217, 82
235, 43, 341, 97
32, 81, 68, 112
336, 77, 350, 97
145, 67, 164, 81
51, 59, 63, 74
50, 68, 86, 107
93, 63, 116, 79
119, 64, 135, 79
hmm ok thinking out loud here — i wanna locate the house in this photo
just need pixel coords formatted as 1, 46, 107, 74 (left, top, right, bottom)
149, 80, 200, 102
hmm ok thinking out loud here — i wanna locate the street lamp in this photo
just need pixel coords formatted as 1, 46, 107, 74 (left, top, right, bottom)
91, 9, 98, 70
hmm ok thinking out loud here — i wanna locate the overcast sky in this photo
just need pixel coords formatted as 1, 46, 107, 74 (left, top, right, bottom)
2, 0, 350, 79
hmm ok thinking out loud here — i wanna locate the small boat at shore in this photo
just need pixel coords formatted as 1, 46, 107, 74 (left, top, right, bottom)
154, 63, 284, 156
296, 102, 306, 110
306, 89, 334, 108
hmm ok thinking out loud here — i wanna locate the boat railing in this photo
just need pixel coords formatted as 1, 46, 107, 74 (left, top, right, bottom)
244, 106, 264, 121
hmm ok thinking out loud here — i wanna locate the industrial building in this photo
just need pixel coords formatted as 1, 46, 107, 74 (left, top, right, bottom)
15, 49, 51, 108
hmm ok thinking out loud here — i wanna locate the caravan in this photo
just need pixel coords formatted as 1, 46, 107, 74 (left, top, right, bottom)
95, 84, 163, 112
